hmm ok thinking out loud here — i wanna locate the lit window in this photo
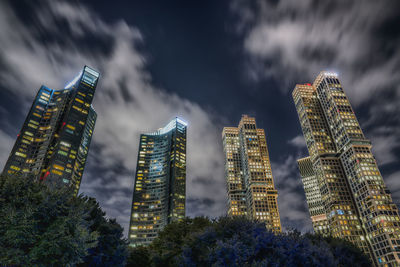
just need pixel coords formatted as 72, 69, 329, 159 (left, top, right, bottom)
58, 151, 68, 156
15, 152, 27, 158
10, 165, 21, 171
51, 169, 63, 175
60, 141, 71, 147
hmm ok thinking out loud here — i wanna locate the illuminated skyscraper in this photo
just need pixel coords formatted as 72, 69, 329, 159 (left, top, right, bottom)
293, 72, 400, 266
297, 157, 329, 235
222, 115, 281, 232
3, 66, 99, 194
129, 118, 187, 246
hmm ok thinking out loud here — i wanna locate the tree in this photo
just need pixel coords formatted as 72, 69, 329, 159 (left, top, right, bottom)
126, 246, 151, 267
150, 217, 212, 267
129, 216, 371, 267
0, 174, 128, 266
305, 234, 371, 267
78, 198, 128, 266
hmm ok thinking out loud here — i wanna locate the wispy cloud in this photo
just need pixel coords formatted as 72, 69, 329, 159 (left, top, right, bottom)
232, 0, 400, 105
288, 135, 306, 149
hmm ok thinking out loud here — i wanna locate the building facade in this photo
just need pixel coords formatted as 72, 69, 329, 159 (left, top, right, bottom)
297, 157, 329, 235
222, 115, 281, 233
3, 66, 99, 194
293, 72, 400, 266
129, 118, 187, 246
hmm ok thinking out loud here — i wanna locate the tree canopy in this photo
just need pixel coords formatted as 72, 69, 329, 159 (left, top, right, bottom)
127, 217, 371, 267
0, 173, 371, 266
0, 173, 127, 266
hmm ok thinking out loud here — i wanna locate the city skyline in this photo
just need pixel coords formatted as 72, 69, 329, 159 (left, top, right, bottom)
0, 0, 399, 239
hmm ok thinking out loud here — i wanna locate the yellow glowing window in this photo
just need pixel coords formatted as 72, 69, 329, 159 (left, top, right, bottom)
53, 164, 65, 171
67, 125, 76, 130
79, 121, 85, 125
15, 152, 26, 158
75, 98, 84, 104
33, 112, 41, 118
10, 165, 21, 171
39, 126, 51, 130
51, 169, 63, 176
72, 105, 82, 112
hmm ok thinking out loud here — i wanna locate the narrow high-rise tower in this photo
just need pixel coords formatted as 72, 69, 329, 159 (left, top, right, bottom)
293, 72, 400, 266
129, 118, 187, 246
3, 66, 99, 194
297, 157, 329, 235
222, 115, 281, 233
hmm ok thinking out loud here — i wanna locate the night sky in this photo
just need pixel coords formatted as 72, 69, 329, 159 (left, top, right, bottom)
1, 0, 400, 236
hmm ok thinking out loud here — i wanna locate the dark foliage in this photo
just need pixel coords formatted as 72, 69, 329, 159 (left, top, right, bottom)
77, 198, 128, 266
128, 216, 371, 267
151, 217, 212, 266
126, 246, 151, 267
0, 174, 127, 266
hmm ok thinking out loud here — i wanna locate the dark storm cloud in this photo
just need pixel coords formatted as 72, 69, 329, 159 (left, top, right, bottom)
192, 176, 218, 186
187, 197, 218, 216
232, 0, 400, 231
0, 0, 227, 236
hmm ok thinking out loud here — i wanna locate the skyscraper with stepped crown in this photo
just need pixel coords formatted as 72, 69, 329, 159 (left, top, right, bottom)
222, 115, 281, 233
293, 71, 400, 266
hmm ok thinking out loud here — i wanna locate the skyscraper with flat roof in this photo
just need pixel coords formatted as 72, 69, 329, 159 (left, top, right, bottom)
293, 71, 400, 266
3, 66, 99, 194
222, 115, 281, 233
129, 117, 187, 246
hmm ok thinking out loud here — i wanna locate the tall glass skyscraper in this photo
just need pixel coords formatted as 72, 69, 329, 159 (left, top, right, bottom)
129, 117, 187, 246
222, 115, 281, 233
3, 66, 99, 194
293, 71, 400, 266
